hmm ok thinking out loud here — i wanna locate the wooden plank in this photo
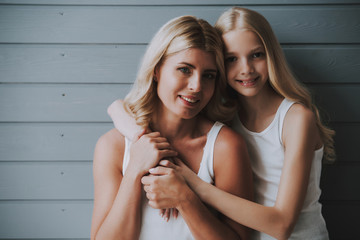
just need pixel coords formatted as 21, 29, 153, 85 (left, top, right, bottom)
0, 122, 357, 163
331, 123, 360, 162
0, 5, 358, 44
1, 84, 358, 122
322, 203, 360, 240
0, 201, 92, 238
0, 83, 131, 122
320, 164, 360, 201
284, 46, 360, 84
0, 44, 145, 83
0, 160, 358, 201
0, 0, 358, 5
0, 162, 93, 200
0, 123, 112, 161
309, 84, 360, 122
1, 44, 359, 84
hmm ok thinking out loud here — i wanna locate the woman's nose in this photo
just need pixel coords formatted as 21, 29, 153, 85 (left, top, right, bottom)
188, 73, 201, 92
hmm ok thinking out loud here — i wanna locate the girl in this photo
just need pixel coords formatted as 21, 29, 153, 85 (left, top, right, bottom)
91, 15, 252, 240
109, 7, 335, 240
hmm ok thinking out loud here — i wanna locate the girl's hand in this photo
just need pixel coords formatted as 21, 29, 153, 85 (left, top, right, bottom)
158, 159, 199, 187
141, 165, 191, 210
126, 131, 178, 176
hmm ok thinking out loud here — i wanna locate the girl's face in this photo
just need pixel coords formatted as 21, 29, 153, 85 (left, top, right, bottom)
222, 29, 269, 99
155, 48, 217, 120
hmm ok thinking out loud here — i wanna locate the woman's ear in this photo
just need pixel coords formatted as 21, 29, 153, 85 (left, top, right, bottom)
153, 66, 159, 82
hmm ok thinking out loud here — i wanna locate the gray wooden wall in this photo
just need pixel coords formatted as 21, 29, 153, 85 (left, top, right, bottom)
0, 0, 359, 239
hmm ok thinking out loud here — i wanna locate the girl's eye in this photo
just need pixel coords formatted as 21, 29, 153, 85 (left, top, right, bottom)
178, 67, 191, 74
225, 56, 237, 63
252, 52, 264, 58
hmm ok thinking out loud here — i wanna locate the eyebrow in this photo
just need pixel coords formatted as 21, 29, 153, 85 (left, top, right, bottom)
225, 45, 265, 55
179, 62, 217, 72
250, 46, 265, 52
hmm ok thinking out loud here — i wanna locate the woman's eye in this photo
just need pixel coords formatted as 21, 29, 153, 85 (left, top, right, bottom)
203, 73, 216, 80
225, 56, 237, 63
178, 67, 191, 74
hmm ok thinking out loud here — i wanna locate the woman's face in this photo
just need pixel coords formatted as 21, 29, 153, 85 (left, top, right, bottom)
155, 48, 217, 120
222, 29, 269, 99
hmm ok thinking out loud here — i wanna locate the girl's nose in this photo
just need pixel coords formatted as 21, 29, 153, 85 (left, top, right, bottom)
239, 59, 254, 75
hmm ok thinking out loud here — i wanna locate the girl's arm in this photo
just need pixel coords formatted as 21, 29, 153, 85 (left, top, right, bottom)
107, 99, 144, 140
157, 104, 320, 240
142, 127, 254, 240
90, 130, 177, 240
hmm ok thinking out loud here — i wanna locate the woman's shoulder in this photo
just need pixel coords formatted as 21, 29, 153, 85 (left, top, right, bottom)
94, 128, 126, 170
216, 123, 247, 154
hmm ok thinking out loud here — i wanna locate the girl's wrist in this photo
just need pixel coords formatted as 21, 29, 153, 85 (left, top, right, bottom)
176, 185, 198, 212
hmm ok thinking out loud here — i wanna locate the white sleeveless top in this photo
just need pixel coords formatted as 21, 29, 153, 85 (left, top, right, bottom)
122, 121, 224, 240
232, 98, 329, 240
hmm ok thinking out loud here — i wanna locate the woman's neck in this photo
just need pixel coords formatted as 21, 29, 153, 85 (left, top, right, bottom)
150, 107, 201, 142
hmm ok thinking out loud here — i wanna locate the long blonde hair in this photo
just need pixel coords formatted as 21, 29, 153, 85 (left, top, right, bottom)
124, 16, 234, 129
215, 7, 335, 162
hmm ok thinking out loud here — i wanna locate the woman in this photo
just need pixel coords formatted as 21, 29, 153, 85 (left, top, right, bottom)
91, 15, 253, 240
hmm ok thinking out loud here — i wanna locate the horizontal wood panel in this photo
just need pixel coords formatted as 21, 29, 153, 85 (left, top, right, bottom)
1, 0, 358, 5
0, 159, 358, 201
0, 6, 359, 44
0, 197, 357, 239
0, 123, 357, 163
322, 203, 360, 240
331, 123, 360, 162
310, 84, 360, 122
0, 44, 145, 83
0, 201, 357, 239
0, 201, 92, 238
0, 84, 358, 122
320, 164, 360, 201
285, 46, 360, 84
0, 162, 93, 200
0, 123, 112, 161
0, 84, 131, 122
1, 44, 359, 84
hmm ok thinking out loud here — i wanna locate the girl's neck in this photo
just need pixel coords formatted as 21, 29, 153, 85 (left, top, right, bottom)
238, 83, 284, 131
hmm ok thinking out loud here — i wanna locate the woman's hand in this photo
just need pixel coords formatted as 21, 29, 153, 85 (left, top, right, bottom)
159, 208, 178, 222
126, 131, 178, 177
141, 163, 192, 210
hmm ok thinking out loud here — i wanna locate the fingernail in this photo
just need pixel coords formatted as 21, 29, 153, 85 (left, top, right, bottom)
149, 168, 155, 173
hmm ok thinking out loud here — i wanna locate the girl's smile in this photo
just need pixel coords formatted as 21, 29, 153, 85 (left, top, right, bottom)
223, 29, 268, 98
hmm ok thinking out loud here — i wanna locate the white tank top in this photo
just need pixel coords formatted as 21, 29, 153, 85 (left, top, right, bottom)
122, 121, 224, 240
232, 98, 329, 240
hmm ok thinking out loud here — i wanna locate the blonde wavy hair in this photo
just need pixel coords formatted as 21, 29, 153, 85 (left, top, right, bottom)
124, 15, 235, 129
215, 7, 335, 162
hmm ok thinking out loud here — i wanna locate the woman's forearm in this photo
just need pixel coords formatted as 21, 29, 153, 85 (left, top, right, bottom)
94, 173, 143, 240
